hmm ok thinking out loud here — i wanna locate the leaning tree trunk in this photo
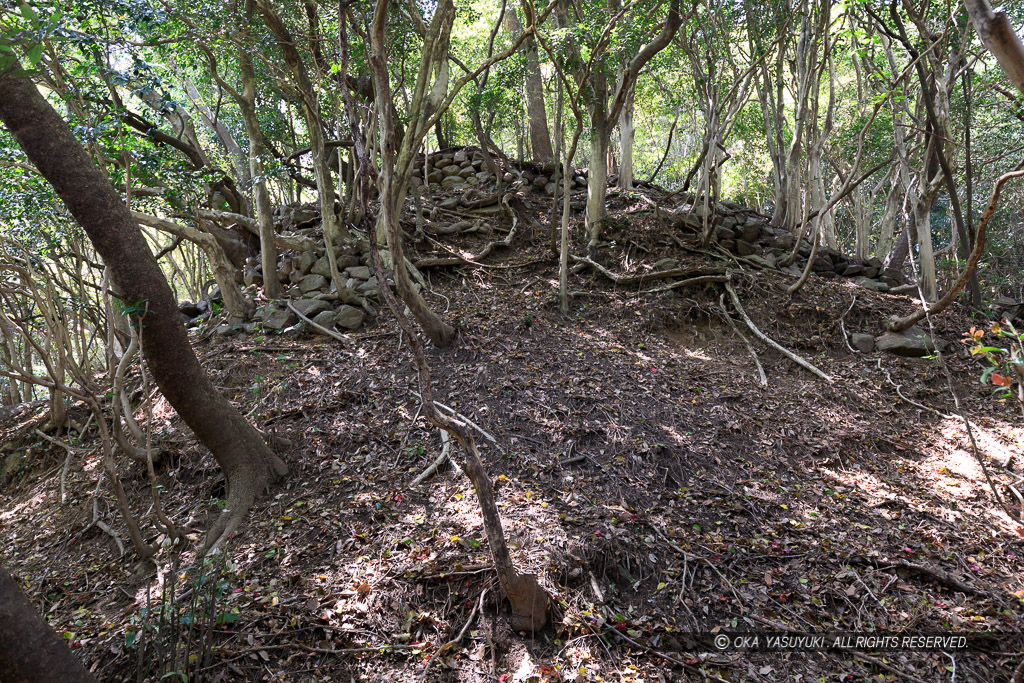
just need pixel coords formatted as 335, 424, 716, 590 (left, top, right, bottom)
0, 566, 97, 683
0, 58, 287, 550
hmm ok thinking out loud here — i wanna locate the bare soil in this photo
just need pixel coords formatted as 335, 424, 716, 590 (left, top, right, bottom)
2, 189, 1023, 682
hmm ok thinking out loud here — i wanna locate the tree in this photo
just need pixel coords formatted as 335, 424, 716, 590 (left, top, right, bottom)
0, 57, 287, 550
0, 566, 97, 683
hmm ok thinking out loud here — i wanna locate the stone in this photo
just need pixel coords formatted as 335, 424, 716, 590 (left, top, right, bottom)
653, 258, 680, 272
863, 266, 880, 278
297, 250, 316, 273
843, 263, 864, 276
439, 197, 461, 210
574, 175, 587, 188
441, 176, 464, 188
532, 174, 548, 188
811, 254, 834, 272
745, 254, 773, 268
465, 176, 480, 186
876, 327, 947, 357
215, 324, 240, 337
866, 256, 884, 269
336, 255, 360, 269
855, 277, 889, 292
311, 256, 332, 278
719, 239, 736, 251
346, 265, 371, 280
850, 333, 875, 353
541, 161, 559, 175
713, 225, 735, 242
880, 275, 901, 288
453, 149, 468, 163
291, 298, 330, 318
544, 182, 558, 196
775, 233, 796, 250
243, 268, 263, 287
298, 274, 328, 293
427, 169, 444, 184
503, 172, 515, 183
311, 310, 338, 332
735, 240, 758, 256
458, 167, 475, 178
739, 223, 761, 242
476, 171, 493, 183
334, 305, 365, 330
178, 302, 202, 318
261, 305, 298, 330
443, 164, 462, 175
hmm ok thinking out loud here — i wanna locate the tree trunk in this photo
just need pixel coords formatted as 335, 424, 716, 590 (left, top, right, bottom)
0, 59, 287, 550
0, 566, 97, 683
964, 0, 1024, 95
618, 77, 635, 190
238, 16, 281, 299
506, 7, 553, 162
586, 104, 610, 247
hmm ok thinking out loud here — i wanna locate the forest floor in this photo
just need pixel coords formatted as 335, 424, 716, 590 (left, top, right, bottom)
2, 187, 1024, 683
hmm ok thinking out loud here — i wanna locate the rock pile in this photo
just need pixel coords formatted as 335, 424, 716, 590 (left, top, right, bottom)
667, 202, 901, 293
179, 231, 411, 337
411, 148, 587, 196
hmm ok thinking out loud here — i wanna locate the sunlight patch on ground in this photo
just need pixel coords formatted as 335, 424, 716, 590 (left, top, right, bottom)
0, 489, 49, 523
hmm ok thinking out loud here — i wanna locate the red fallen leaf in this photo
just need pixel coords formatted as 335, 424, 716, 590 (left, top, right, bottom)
992, 373, 1012, 387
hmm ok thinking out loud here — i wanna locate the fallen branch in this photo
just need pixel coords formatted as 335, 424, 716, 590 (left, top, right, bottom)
724, 280, 833, 383
570, 254, 726, 286
409, 429, 451, 486
717, 294, 767, 386
287, 301, 349, 345
409, 392, 499, 446
847, 555, 990, 599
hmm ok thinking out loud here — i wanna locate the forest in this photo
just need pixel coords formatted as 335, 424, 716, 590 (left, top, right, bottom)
2, 0, 1024, 680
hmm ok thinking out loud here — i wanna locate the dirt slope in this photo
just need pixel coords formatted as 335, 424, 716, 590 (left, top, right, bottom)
2, 188, 1023, 682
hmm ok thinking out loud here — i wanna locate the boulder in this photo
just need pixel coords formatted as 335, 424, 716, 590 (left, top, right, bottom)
875, 326, 947, 357
842, 263, 864, 276
291, 298, 330, 318
334, 305, 366, 330
855, 277, 889, 292
850, 333, 875, 353
346, 265, 371, 280
532, 175, 548, 188
298, 274, 328, 293
476, 171, 493, 183
811, 254, 834, 272
311, 256, 333, 278
735, 240, 758, 257
544, 182, 558, 196
297, 250, 316, 274
739, 223, 761, 242
713, 225, 735, 242
453, 149, 468, 163
653, 258, 680, 272
311, 309, 338, 332
427, 169, 444, 184
261, 305, 298, 330
458, 167, 475, 179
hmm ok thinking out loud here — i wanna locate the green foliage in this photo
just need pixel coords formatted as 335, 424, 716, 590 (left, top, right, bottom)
962, 321, 1024, 414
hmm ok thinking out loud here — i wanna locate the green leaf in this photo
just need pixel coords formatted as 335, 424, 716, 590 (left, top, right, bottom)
26, 44, 43, 66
